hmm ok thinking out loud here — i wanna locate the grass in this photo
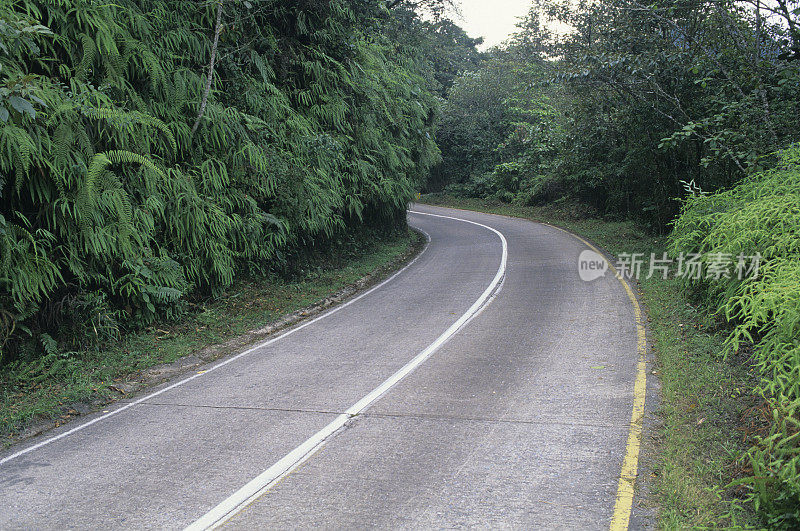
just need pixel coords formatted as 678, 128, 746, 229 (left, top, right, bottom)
643, 274, 760, 528
420, 193, 760, 528
1, 229, 424, 444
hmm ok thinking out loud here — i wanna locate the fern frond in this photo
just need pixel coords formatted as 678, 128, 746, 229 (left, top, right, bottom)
83, 107, 177, 156
75, 33, 97, 80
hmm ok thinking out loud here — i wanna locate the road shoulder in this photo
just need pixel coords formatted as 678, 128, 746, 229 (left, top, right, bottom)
419, 195, 760, 528
1, 229, 427, 450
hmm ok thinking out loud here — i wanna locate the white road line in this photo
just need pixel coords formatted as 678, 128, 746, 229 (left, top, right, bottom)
0, 226, 432, 468
186, 211, 508, 530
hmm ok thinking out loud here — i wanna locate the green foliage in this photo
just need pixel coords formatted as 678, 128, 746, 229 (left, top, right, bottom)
544, 0, 800, 227
0, 0, 440, 362
432, 64, 513, 191
443, 173, 498, 199
432, 43, 562, 198
737, 400, 800, 528
671, 143, 800, 526
431, 13, 565, 204
435, 0, 800, 229
385, 8, 484, 98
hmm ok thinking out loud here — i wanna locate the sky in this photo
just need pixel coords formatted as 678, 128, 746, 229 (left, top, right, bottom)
451, 0, 534, 49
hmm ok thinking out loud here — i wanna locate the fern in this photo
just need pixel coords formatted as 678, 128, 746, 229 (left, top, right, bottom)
83, 107, 177, 156
74, 33, 97, 80
1, 0, 440, 363
671, 144, 800, 522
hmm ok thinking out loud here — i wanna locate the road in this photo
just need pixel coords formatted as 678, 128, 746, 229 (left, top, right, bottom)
0, 204, 647, 529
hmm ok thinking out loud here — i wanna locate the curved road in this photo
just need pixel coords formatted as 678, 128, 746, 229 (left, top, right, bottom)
0, 204, 646, 529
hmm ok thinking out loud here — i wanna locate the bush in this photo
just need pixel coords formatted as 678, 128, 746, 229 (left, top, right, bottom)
0, 1, 439, 363
443, 173, 498, 198
670, 143, 800, 526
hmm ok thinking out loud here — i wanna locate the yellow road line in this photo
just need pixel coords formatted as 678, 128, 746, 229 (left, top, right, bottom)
607, 277, 647, 531
418, 205, 649, 528
558, 231, 647, 531
415, 205, 648, 529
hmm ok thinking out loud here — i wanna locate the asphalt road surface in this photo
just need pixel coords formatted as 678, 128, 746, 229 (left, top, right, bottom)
1, 204, 647, 529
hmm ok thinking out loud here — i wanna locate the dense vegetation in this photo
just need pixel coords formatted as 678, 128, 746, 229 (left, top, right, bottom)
429, 0, 800, 525
671, 145, 800, 526
434, 0, 800, 229
0, 0, 452, 363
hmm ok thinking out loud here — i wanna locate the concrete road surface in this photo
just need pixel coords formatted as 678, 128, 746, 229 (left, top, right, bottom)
0, 204, 649, 529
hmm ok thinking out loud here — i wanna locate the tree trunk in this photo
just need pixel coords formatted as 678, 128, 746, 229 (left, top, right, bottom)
192, 0, 224, 135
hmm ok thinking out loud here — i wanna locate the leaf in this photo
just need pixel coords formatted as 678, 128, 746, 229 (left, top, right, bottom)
0, 106, 8, 122
21, 24, 53, 35
8, 96, 36, 119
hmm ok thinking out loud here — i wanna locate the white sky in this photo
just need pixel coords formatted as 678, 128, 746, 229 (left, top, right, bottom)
451, 0, 534, 49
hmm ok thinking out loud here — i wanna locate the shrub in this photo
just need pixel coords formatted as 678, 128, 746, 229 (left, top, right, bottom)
0, 1, 439, 362
670, 143, 800, 525
443, 173, 498, 198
